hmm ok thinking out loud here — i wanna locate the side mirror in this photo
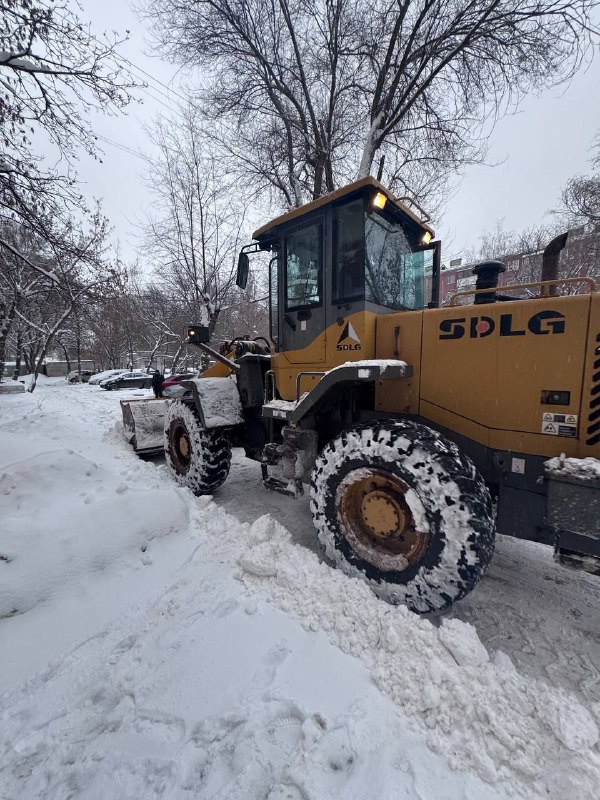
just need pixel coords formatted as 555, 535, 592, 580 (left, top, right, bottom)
236, 252, 249, 289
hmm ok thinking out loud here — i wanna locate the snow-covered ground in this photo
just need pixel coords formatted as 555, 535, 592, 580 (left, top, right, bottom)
1, 378, 600, 798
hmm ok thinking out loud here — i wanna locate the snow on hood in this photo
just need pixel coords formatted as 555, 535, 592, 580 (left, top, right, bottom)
330, 359, 409, 372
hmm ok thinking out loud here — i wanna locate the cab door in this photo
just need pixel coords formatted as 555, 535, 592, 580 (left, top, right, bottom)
279, 217, 326, 363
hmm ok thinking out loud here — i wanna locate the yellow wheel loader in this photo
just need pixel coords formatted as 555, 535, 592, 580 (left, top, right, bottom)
122, 177, 600, 613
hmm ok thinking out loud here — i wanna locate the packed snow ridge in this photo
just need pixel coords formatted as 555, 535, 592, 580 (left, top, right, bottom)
235, 514, 600, 796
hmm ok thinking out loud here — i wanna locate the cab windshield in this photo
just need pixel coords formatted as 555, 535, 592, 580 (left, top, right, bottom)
365, 211, 426, 310
333, 200, 429, 310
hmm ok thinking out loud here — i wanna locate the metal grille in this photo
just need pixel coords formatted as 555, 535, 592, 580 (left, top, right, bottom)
586, 333, 600, 446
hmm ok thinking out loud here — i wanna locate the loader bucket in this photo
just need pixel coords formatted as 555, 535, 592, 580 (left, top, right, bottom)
120, 398, 170, 455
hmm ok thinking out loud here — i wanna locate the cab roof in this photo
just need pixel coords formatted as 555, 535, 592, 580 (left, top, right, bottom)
252, 176, 435, 243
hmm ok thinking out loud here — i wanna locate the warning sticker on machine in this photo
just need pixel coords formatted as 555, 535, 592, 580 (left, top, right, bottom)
540, 412, 577, 436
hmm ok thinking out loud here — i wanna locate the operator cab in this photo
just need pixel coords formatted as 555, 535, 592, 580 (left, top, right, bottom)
237, 177, 439, 357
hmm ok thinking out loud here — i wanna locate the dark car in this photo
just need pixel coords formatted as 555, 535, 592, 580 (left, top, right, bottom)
101, 371, 152, 390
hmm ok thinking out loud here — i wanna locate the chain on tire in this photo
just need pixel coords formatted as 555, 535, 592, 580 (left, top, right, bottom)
310, 419, 495, 613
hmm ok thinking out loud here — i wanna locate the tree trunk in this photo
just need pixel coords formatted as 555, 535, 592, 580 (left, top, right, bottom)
60, 342, 71, 372
170, 339, 185, 375
76, 312, 82, 375
12, 327, 23, 380
27, 302, 76, 392
28, 342, 49, 392
24, 348, 34, 374
356, 113, 384, 180
145, 334, 165, 371
0, 300, 16, 384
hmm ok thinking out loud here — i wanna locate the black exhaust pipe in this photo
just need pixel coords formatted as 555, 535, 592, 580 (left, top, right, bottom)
541, 232, 568, 296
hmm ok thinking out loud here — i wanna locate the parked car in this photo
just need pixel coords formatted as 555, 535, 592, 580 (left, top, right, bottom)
89, 369, 129, 385
100, 371, 153, 390
162, 372, 197, 389
162, 372, 198, 398
67, 369, 94, 384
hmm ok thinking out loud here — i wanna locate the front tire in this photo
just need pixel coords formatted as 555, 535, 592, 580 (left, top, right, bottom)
310, 419, 495, 613
165, 400, 231, 495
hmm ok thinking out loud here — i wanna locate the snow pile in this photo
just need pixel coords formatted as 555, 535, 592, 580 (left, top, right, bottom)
0, 447, 188, 617
0, 556, 502, 800
2, 379, 600, 799
0, 381, 25, 394
545, 454, 600, 482
0, 390, 188, 618
234, 514, 600, 798
0, 489, 501, 800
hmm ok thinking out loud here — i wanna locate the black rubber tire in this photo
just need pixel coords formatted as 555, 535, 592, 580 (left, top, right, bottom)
310, 419, 495, 613
164, 400, 231, 495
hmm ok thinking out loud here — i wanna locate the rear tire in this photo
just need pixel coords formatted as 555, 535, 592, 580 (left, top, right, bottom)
165, 400, 231, 494
310, 419, 495, 613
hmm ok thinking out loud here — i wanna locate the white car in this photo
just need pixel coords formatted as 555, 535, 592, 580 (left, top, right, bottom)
88, 369, 130, 385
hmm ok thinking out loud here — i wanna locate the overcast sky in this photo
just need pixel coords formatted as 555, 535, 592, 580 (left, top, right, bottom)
79, 0, 600, 266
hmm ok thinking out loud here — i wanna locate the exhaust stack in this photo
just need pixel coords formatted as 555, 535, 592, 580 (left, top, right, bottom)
541, 232, 568, 296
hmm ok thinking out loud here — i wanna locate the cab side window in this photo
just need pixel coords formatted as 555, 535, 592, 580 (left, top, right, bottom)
333, 199, 365, 303
269, 255, 279, 344
285, 222, 322, 309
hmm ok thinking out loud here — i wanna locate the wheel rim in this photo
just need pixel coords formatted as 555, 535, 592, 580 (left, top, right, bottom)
336, 468, 430, 573
170, 421, 191, 474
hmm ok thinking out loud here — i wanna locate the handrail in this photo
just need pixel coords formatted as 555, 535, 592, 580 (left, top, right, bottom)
395, 196, 431, 223
448, 277, 597, 306
296, 371, 325, 402
264, 370, 277, 404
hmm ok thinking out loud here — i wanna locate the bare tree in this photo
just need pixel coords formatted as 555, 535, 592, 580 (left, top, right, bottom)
0, 222, 50, 381
0, 1, 136, 299
143, 108, 249, 331
0, 0, 133, 362
561, 135, 600, 224
12, 212, 120, 391
141, 0, 599, 210
462, 214, 600, 300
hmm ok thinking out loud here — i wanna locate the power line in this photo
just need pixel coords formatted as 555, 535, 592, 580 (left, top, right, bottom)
94, 134, 149, 162
117, 55, 189, 106
137, 84, 181, 116
38, 0, 188, 114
